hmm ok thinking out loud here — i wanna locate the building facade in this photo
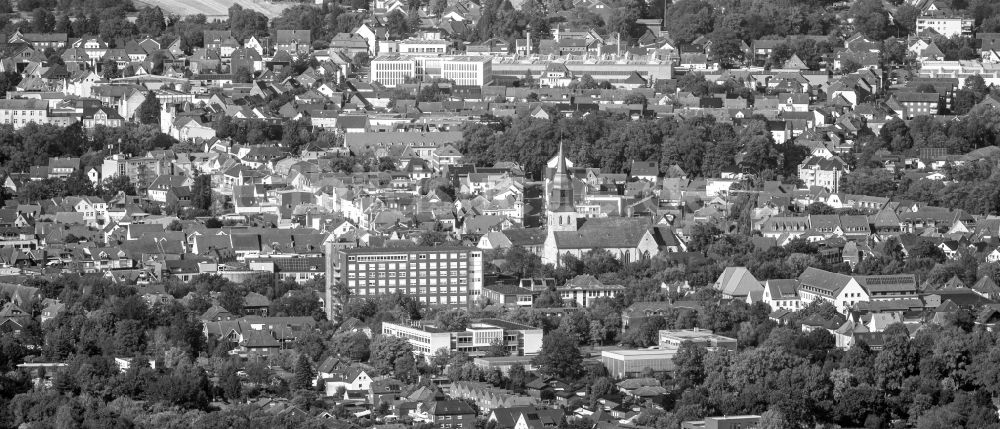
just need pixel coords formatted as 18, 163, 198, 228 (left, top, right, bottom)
915, 16, 973, 38
798, 156, 849, 192
371, 55, 493, 87
382, 319, 542, 358
325, 245, 484, 317
600, 349, 677, 378
0, 99, 49, 129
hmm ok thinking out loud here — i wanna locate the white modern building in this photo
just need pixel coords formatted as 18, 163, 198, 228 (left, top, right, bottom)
915, 16, 973, 38
398, 38, 450, 56
371, 56, 417, 87
382, 319, 543, 359
600, 348, 677, 379
371, 55, 493, 87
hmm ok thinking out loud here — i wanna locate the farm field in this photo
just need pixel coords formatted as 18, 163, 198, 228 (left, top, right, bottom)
133, 0, 294, 18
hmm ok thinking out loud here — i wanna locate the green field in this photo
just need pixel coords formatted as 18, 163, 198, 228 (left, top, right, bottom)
133, 0, 295, 18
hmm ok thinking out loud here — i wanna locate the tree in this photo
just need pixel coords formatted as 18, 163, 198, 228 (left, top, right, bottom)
436, 309, 471, 330
533, 289, 564, 308
759, 409, 790, 429
879, 118, 913, 152
332, 332, 371, 362
369, 335, 414, 375
623, 93, 648, 105
708, 27, 745, 67
136, 91, 160, 125
804, 202, 836, 215
270, 290, 321, 317
894, 4, 921, 34
114, 320, 147, 357
673, 341, 707, 389
850, 0, 891, 40
136, 6, 166, 36
100, 58, 120, 80
0, 71, 22, 98
233, 67, 253, 83
293, 353, 315, 390
191, 174, 213, 212
219, 360, 242, 401
508, 363, 527, 389
532, 333, 583, 379
394, 353, 417, 383
663, 0, 714, 44
385, 10, 410, 38
485, 337, 510, 357
32, 8, 56, 33
229, 4, 270, 40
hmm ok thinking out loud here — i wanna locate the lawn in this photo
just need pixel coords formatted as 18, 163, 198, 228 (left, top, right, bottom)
133, 0, 294, 18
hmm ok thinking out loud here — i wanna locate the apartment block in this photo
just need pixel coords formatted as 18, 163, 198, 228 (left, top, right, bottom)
915, 16, 973, 38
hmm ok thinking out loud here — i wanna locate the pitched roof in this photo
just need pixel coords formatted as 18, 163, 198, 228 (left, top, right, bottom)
798, 267, 854, 296
715, 267, 763, 297
552, 217, 653, 249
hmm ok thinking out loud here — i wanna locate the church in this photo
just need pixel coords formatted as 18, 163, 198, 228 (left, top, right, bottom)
542, 144, 661, 266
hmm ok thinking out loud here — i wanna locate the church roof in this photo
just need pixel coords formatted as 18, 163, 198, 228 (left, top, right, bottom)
551, 217, 652, 249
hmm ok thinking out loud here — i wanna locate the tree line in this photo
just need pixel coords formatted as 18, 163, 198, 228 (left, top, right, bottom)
459, 111, 805, 181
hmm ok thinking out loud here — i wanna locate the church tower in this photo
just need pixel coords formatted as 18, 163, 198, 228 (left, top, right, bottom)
547, 142, 578, 232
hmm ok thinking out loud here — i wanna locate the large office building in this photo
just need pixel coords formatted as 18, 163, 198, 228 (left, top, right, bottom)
325, 245, 484, 318
490, 54, 673, 85
382, 319, 543, 358
371, 55, 493, 87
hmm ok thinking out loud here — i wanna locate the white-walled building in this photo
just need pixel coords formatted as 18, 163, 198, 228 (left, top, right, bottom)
371, 56, 416, 87
797, 267, 868, 313
371, 55, 493, 87
398, 38, 450, 56
915, 16, 973, 38
762, 279, 801, 311
798, 155, 849, 192
382, 319, 543, 359
0, 99, 49, 129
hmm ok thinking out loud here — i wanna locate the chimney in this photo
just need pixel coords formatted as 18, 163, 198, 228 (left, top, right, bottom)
526, 26, 532, 56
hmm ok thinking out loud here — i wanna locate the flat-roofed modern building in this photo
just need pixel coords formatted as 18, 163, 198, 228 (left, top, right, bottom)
915, 16, 973, 38
490, 54, 673, 85
382, 319, 543, 358
600, 348, 678, 378
658, 329, 738, 351
370, 56, 417, 87
371, 55, 493, 87
472, 355, 538, 375
325, 245, 484, 317
681, 415, 762, 429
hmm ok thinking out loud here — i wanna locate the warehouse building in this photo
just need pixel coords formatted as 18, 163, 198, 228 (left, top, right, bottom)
600, 348, 678, 379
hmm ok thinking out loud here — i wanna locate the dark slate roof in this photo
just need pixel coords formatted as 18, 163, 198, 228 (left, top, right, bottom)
551, 217, 652, 249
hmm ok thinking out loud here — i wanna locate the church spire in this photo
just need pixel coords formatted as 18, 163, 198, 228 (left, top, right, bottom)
555, 140, 568, 175
550, 141, 573, 210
